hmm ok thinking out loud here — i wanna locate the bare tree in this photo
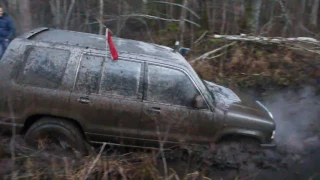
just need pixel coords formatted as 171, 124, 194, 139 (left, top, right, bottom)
278, 0, 292, 36
99, 0, 104, 35
19, 0, 32, 33
49, 0, 61, 28
220, 0, 227, 34
64, 0, 76, 29
179, 0, 189, 46
311, 0, 320, 27
251, 0, 262, 34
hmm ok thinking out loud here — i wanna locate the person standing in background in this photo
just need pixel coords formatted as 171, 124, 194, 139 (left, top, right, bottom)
0, 6, 15, 59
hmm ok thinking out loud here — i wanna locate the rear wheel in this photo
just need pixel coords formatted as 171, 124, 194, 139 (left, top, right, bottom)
24, 117, 88, 157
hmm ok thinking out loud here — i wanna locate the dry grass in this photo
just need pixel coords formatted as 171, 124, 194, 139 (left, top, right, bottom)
0, 135, 211, 180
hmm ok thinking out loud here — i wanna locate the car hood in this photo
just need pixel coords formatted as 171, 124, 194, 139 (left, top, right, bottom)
203, 80, 272, 118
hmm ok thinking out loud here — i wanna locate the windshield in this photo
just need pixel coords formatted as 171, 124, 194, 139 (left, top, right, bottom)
202, 79, 216, 101
186, 67, 215, 109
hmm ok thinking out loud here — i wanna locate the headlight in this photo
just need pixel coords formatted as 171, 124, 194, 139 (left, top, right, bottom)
271, 130, 275, 139
256, 101, 273, 119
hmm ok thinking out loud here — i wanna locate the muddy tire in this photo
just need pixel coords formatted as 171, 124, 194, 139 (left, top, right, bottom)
24, 117, 88, 157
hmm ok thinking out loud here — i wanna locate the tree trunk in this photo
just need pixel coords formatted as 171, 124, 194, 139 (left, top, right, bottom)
8, 0, 18, 12
311, 0, 320, 26
179, 0, 188, 47
64, 0, 76, 30
99, 0, 104, 35
19, 0, 32, 33
56, 0, 61, 28
116, 0, 123, 36
251, 0, 262, 34
220, 0, 227, 34
170, 0, 174, 18
206, 0, 215, 32
278, 0, 292, 37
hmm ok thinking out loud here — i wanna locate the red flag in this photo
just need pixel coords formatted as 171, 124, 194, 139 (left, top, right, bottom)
106, 28, 119, 60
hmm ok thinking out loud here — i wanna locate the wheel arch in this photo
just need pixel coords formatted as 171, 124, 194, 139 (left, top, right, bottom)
215, 128, 266, 144
20, 114, 87, 140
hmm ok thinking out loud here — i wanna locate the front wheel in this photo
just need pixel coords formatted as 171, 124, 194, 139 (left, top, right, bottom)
24, 117, 88, 157
198, 137, 262, 170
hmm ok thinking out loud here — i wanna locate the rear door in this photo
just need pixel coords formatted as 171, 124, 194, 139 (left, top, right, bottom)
69, 53, 144, 145
8, 45, 73, 125
139, 63, 215, 148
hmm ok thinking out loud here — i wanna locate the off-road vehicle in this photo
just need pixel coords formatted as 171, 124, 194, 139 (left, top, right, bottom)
0, 27, 276, 155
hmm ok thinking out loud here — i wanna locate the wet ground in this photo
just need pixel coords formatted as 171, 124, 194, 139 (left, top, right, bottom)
145, 85, 320, 179
166, 85, 320, 180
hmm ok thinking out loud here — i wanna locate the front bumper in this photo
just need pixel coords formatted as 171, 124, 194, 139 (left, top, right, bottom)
260, 139, 277, 149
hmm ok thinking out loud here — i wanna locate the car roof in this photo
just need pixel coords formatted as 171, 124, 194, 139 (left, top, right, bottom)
18, 27, 190, 69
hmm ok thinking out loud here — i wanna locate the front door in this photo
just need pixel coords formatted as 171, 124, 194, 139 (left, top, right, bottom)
139, 64, 215, 148
69, 53, 144, 145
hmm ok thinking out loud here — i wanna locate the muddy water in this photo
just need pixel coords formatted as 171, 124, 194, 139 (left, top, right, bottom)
164, 86, 320, 180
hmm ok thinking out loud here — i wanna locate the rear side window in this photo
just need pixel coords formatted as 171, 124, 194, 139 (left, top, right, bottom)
100, 60, 142, 98
146, 65, 206, 108
74, 54, 104, 94
74, 54, 142, 99
16, 46, 70, 89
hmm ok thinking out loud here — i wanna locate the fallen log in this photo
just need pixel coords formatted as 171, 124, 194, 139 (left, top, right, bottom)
210, 34, 320, 55
190, 42, 237, 63
211, 34, 320, 45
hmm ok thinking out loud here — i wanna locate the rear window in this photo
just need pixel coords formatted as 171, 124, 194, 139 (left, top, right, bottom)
74, 54, 142, 99
16, 46, 70, 89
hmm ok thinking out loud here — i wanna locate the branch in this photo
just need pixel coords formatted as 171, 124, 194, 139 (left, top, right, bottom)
119, 13, 200, 27
84, 143, 106, 180
191, 42, 237, 62
194, 31, 208, 44
151, 0, 200, 19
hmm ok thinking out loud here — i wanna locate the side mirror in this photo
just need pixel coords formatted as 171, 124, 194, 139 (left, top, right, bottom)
193, 95, 204, 109
179, 47, 190, 56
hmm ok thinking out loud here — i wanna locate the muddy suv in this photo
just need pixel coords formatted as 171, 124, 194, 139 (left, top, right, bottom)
0, 27, 276, 154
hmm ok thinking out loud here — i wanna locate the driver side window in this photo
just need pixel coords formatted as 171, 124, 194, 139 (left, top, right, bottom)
145, 64, 208, 109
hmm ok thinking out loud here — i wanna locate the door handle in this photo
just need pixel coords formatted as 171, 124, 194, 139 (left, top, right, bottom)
77, 97, 90, 104
147, 107, 161, 114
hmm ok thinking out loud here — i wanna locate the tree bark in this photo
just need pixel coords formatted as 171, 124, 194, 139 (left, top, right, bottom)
251, 0, 262, 34
64, 0, 76, 30
8, 0, 18, 12
311, 0, 320, 26
116, 0, 122, 36
206, 0, 215, 32
220, 0, 227, 34
179, 0, 188, 47
99, 0, 104, 35
19, 0, 32, 33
